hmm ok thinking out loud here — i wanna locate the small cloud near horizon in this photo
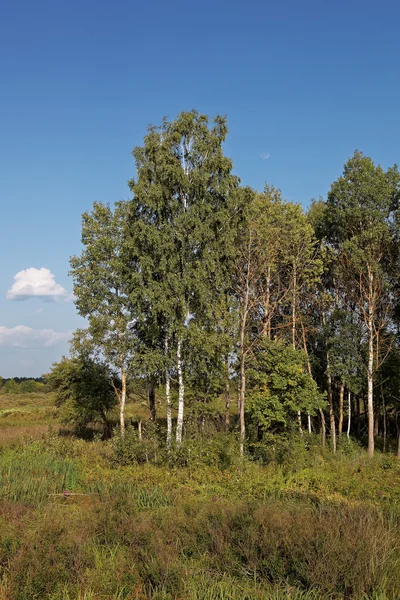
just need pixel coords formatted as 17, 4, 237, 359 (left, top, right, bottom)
0, 325, 72, 348
7, 267, 68, 301
260, 152, 270, 160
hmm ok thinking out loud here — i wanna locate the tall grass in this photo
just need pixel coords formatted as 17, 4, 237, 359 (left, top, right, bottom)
0, 446, 80, 504
3, 433, 400, 598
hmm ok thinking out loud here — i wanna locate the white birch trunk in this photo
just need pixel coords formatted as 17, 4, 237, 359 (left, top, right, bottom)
238, 259, 250, 456
176, 338, 184, 446
120, 366, 126, 436
382, 386, 387, 453
338, 382, 344, 438
292, 265, 303, 434
302, 324, 314, 438
165, 337, 172, 448
239, 347, 246, 456
347, 390, 351, 439
327, 355, 336, 453
367, 304, 375, 457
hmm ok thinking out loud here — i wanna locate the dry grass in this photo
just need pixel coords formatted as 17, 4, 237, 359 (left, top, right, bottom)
0, 424, 55, 447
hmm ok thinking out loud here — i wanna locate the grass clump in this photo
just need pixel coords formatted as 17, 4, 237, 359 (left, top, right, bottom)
0, 445, 80, 505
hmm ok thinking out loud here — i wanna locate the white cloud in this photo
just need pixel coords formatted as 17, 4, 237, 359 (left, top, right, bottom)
0, 325, 71, 348
260, 152, 270, 160
7, 268, 68, 301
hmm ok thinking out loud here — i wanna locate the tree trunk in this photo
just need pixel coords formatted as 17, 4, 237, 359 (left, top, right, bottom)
322, 307, 336, 454
347, 389, 351, 439
176, 339, 184, 446
239, 297, 248, 456
292, 266, 302, 434
367, 304, 375, 457
238, 252, 251, 456
102, 416, 113, 440
166, 372, 172, 447
292, 265, 296, 350
165, 337, 172, 448
225, 358, 230, 426
356, 395, 361, 438
327, 359, 336, 453
239, 348, 246, 456
148, 378, 156, 421
120, 366, 126, 436
319, 408, 326, 449
263, 265, 272, 338
381, 385, 387, 453
138, 419, 142, 440
301, 323, 314, 438
338, 382, 344, 437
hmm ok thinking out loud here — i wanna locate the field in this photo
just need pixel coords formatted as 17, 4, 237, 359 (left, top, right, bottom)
1, 393, 400, 599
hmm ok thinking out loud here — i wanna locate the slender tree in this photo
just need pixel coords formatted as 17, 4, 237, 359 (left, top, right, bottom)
70, 202, 134, 434
325, 151, 399, 456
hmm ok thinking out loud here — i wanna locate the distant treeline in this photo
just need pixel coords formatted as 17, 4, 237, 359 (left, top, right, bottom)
0, 377, 49, 394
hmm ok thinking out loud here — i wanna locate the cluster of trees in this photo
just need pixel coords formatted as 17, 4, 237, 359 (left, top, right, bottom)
49, 111, 400, 457
0, 377, 47, 394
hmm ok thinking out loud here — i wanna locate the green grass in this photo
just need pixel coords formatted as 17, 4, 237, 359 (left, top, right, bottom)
2, 395, 400, 598
0, 392, 59, 449
0, 445, 80, 504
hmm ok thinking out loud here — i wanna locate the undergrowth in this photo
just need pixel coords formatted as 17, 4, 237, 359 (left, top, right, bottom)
1, 431, 400, 598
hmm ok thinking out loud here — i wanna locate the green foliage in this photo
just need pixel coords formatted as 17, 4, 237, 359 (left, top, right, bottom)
246, 339, 325, 436
20, 379, 45, 393
0, 378, 46, 395
127, 110, 239, 330
3, 378, 19, 394
326, 151, 399, 250
125, 110, 241, 443
325, 307, 364, 392
112, 426, 160, 466
112, 425, 241, 471
167, 431, 241, 470
47, 356, 117, 437
69, 202, 134, 372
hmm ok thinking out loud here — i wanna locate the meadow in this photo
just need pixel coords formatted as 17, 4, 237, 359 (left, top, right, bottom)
1, 393, 400, 600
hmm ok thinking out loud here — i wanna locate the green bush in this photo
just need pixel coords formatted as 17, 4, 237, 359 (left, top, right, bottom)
111, 425, 161, 465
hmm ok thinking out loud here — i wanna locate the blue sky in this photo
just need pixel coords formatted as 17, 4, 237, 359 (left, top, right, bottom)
1, 0, 400, 377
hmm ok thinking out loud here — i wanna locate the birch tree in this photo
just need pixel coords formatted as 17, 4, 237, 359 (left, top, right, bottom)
126, 111, 239, 446
233, 188, 265, 454
271, 201, 323, 432
69, 201, 134, 435
325, 151, 399, 456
